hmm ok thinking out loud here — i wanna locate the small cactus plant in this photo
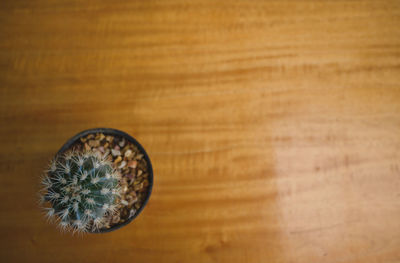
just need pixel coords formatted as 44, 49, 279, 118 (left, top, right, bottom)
39, 150, 121, 233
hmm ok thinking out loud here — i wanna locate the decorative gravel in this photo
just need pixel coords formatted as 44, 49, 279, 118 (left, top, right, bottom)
69, 132, 150, 230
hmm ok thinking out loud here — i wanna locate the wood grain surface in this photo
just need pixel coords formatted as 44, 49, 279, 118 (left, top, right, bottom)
1, 0, 400, 262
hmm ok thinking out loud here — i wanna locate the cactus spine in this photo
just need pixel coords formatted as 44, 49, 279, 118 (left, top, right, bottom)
40, 150, 121, 233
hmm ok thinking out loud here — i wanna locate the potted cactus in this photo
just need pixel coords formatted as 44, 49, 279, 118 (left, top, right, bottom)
39, 128, 153, 234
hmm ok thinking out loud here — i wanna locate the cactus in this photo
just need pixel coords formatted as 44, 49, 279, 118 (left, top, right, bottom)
39, 150, 121, 233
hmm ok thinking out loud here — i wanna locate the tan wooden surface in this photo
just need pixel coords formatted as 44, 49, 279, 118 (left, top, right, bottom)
1, 0, 400, 262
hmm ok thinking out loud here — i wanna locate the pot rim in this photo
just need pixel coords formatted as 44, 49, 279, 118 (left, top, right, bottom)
56, 127, 153, 233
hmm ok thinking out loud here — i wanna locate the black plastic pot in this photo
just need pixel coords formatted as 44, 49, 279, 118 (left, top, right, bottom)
56, 128, 153, 233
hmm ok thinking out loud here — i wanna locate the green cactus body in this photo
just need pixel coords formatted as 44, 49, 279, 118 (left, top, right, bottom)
40, 151, 121, 233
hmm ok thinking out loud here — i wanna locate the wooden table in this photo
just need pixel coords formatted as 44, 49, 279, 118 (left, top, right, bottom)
1, 1, 399, 262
